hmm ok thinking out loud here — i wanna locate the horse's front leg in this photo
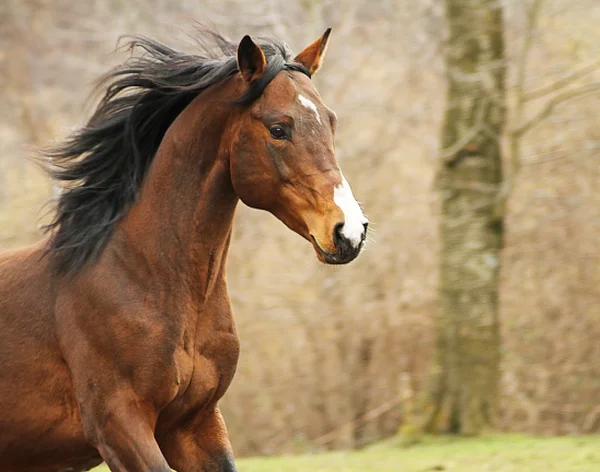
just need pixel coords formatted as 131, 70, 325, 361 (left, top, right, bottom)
161, 406, 236, 472
80, 395, 172, 472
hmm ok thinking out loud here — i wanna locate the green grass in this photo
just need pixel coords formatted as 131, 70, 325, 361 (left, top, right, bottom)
91, 434, 600, 471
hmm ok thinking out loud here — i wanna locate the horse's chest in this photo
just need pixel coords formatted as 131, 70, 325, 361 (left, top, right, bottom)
173, 324, 240, 407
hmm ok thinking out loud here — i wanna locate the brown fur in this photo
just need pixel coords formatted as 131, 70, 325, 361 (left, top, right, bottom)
0, 32, 364, 472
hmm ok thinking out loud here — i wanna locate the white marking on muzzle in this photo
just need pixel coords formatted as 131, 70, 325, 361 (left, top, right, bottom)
298, 94, 321, 124
333, 175, 368, 248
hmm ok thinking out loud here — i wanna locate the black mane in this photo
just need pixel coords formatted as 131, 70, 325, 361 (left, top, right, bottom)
43, 29, 310, 275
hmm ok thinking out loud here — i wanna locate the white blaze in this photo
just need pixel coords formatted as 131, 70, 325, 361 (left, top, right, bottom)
298, 94, 321, 124
333, 175, 368, 247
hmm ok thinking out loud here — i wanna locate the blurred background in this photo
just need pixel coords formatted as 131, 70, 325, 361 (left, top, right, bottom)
1, 0, 600, 460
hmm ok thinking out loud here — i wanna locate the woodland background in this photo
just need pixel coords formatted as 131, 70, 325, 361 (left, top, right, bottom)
1, 0, 599, 457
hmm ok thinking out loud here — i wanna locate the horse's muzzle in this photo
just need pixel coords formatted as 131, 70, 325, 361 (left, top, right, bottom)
311, 222, 367, 264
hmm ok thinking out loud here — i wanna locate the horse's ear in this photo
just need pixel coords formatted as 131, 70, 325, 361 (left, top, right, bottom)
294, 28, 332, 75
237, 35, 267, 83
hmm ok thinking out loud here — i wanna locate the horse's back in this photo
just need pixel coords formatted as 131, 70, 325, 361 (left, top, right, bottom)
0, 242, 98, 471
0, 242, 57, 345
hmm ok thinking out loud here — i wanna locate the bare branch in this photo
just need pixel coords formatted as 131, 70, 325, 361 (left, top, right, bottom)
514, 0, 545, 102
439, 97, 488, 163
514, 83, 600, 137
508, 0, 545, 179
313, 395, 403, 446
439, 125, 483, 163
524, 60, 600, 101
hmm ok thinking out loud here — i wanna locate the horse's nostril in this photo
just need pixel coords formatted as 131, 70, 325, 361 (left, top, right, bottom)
363, 222, 369, 233
334, 222, 345, 242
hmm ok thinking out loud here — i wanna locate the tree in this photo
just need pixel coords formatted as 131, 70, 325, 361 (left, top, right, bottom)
426, 0, 506, 434
505, 0, 600, 194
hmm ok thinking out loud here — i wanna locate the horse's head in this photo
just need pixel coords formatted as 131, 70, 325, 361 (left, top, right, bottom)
229, 31, 368, 264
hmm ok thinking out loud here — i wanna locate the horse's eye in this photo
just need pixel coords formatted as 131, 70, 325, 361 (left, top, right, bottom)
269, 125, 287, 140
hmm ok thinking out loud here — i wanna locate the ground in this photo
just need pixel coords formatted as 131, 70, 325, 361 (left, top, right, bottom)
91, 434, 600, 471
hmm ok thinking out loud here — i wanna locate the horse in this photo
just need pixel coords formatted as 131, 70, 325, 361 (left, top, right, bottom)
0, 28, 368, 472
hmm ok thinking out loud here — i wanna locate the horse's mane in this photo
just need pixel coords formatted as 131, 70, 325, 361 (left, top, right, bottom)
43, 28, 310, 275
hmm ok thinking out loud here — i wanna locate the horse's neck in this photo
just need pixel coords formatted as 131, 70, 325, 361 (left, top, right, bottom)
112, 93, 238, 301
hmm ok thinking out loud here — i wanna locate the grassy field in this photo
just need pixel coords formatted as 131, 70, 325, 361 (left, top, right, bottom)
91, 434, 600, 471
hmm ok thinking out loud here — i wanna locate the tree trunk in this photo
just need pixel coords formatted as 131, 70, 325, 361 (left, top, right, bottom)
427, 0, 505, 434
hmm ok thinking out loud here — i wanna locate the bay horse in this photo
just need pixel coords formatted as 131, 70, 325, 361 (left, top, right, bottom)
0, 28, 367, 472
